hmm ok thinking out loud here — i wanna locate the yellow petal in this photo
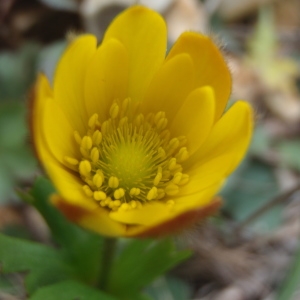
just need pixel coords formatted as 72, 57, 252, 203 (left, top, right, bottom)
187, 101, 253, 174
53, 35, 97, 133
84, 39, 129, 122
52, 195, 126, 237
103, 6, 167, 101
166, 32, 231, 122
142, 53, 195, 119
109, 181, 221, 228
41, 97, 80, 166
169, 86, 215, 155
31, 74, 53, 161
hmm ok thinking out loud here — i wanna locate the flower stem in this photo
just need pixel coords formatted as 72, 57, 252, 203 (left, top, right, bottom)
98, 237, 117, 290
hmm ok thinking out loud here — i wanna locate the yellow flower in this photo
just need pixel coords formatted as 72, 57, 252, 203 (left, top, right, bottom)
31, 6, 253, 237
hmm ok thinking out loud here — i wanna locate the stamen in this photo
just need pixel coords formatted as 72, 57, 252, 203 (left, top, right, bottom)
73, 131, 82, 145
108, 176, 119, 188
147, 187, 158, 200
93, 173, 103, 188
165, 183, 179, 196
110, 103, 119, 119
81, 136, 93, 150
90, 147, 100, 163
94, 191, 107, 201
83, 185, 93, 197
64, 156, 79, 165
92, 130, 102, 146
68, 102, 191, 211
88, 113, 99, 129
79, 160, 91, 177
114, 188, 125, 199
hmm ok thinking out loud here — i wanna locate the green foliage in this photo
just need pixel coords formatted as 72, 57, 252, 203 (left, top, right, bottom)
29, 178, 104, 284
222, 158, 281, 231
107, 239, 191, 298
276, 140, 300, 172
0, 234, 75, 294
29, 280, 118, 300
0, 102, 37, 203
277, 244, 300, 300
145, 276, 192, 300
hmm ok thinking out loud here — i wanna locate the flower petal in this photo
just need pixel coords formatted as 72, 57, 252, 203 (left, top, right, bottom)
102, 6, 167, 101
141, 53, 195, 119
41, 97, 80, 167
187, 101, 253, 174
166, 32, 231, 121
169, 86, 215, 155
53, 35, 97, 134
52, 195, 126, 237
84, 39, 129, 122
109, 181, 221, 228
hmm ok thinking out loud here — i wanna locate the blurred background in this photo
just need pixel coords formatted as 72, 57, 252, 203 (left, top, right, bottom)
0, 0, 300, 299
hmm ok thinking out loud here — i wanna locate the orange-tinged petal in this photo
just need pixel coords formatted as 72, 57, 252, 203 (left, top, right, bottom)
109, 181, 221, 228
142, 53, 195, 119
169, 86, 215, 156
54, 35, 97, 134
52, 195, 126, 237
103, 6, 167, 101
187, 101, 253, 173
166, 32, 231, 121
128, 197, 222, 238
84, 39, 129, 122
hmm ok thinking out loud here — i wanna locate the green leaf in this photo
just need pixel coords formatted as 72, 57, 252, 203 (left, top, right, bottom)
277, 244, 300, 300
29, 280, 118, 300
276, 140, 300, 172
145, 276, 192, 300
0, 234, 75, 294
107, 239, 191, 297
221, 159, 281, 232
30, 177, 103, 284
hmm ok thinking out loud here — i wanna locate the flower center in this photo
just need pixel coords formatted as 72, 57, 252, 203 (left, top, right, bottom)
64, 99, 190, 211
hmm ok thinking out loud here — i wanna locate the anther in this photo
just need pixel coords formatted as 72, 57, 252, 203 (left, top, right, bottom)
114, 188, 125, 199
110, 103, 119, 119
119, 116, 128, 127
172, 172, 183, 184
94, 191, 107, 201
179, 174, 189, 185
168, 138, 179, 150
176, 147, 189, 162
165, 183, 179, 196
130, 200, 137, 209
92, 130, 102, 146
120, 203, 130, 211
157, 189, 165, 199
153, 172, 162, 186
157, 147, 166, 158
154, 111, 165, 124
130, 187, 140, 196
166, 200, 175, 206
156, 118, 168, 130
80, 147, 90, 158
147, 187, 158, 201
109, 176, 119, 188
79, 160, 92, 177
90, 147, 100, 163
64, 156, 79, 165
88, 113, 98, 129
168, 158, 177, 170
113, 200, 121, 207
73, 131, 82, 144
93, 173, 103, 188
134, 114, 144, 127
83, 185, 93, 197
81, 136, 93, 150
